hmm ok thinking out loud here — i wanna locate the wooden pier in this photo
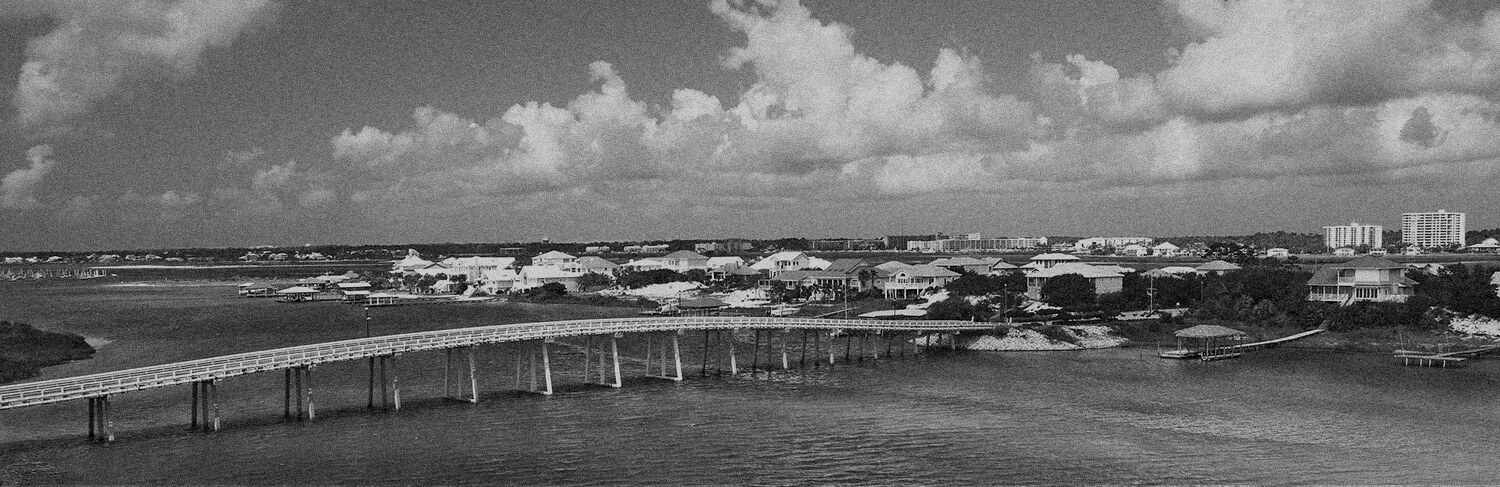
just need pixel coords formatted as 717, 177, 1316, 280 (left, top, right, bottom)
1392, 344, 1500, 368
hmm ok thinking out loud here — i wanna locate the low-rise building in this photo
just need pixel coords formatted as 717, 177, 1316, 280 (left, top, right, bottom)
882, 265, 961, 299
1195, 260, 1242, 276
1025, 263, 1125, 299
517, 265, 584, 292
1306, 256, 1415, 303
928, 257, 990, 275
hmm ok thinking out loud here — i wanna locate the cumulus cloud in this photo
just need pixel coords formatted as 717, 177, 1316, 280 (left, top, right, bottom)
0, 144, 59, 208
1157, 0, 1500, 117
6, 0, 277, 130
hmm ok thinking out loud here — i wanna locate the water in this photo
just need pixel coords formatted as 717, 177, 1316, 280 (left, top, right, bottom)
2, 280, 1499, 484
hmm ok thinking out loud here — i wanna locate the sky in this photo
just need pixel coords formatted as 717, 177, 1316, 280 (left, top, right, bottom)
2, 0, 1500, 251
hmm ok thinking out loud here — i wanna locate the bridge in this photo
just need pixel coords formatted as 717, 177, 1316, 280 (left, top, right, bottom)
0, 316, 988, 441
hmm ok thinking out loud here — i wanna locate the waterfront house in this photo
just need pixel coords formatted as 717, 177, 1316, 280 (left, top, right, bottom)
574, 256, 620, 275
1195, 260, 1242, 276
824, 258, 878, 291
1332, 247, 1356, 257
641, 244, 670, 253
533, 251, 577, 267
479, 268, 519, 293
1025, 263, 1125, 299
751, 251, 827, 277
584, 246, 611, 254
620, 258, 667, 272
929, 257, 990, 275
883, 265, 961, 299
987, 258, 1019, 275
1021, 253, 1081, 270
1142, 266, 1197, 278
392, 250, 433, 273
238, 282, 276, 297
1265, 248, 1290, 258
517, 265, 584, 292
1466, 238, 1500, 253
1152, 242, 1181, 257
1120, 244, 1149, 257
441, 257, 516, 280
769, 270, 856, 300
658, 250, 711, 272
1305, 255, 1416, 304
706, 256, 747, 280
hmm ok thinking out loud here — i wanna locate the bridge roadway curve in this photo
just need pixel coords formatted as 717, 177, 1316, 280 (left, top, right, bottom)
0, 316, 988, 410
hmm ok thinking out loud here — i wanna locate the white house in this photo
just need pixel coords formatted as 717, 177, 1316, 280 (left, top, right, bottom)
1306, 256, 1415, 303
929, 257, 990, 275
1195, 260, 1242, 275
882, 265, 961, 299
1021, 253, 1081, 270
533, 251, 577, 267
750, 251, 830, 277
1332, 247, 1356, 257
440, 256, 515, 280
658, 250, 711, 272
1152, 242, 1181, 257
1025, 262, 1124, 299
517, 265, 584, 292
1265, 248, 1290, 258
1120, 244, 1150, 257
574, 256, 619, 275
480, 268, 520, 293
392, 249, 433, 273
620, 258, 666, 272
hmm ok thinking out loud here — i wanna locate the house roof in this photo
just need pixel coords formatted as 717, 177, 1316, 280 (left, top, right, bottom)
335, 282, 372, 289
728, 266, 762, 276
1196, 260, 1242, 271
1153, 242, 1180, 250
1335, 255, 1404, 269
520, 265, 583, 279
1305, 267, 1418, 286
277, 286, 319, 294
574, 256, 619, 269
774, 270, 851, 282
1027, 262, 1125, 279
824, 258, 870, 274
662, 250, 709, 260
874, 261, 911, 271
990, 261, 1018, 270
706, 256, 745, 268
1174, 324, 1245, 338
1030, 253, 1081, 261
481, 269, 519, 281
894, 264, 961, 279
535, 250, 576, 260
750, 251, 807, 270
930, 257, 986, 267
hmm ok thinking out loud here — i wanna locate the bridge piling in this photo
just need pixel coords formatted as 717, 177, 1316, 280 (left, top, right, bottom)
390, 355, 400, 411
541, 339, 554, 395
305, 366, 316, 421
751, 330, 760, 374
781, 329, 791, 370
211, 379, 221, 432
728, 329, 739, 375
87, 397, 95, 439
700, 330, 710, 377
800, 330, 808, 368
467, 346, 480, 403
828, 331, 836, 365
671, 332, 683, 380
443, 348, 452, 398
294, 368, 304, 420
609, 334, 622, 388
190, 381, 199, 429
378, 357, 388, 409
367, 357, 376, 410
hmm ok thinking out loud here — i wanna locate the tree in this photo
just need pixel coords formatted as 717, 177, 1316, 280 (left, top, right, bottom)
1041, 273, 1096, 308
945, 273, 1005, 296
578, 272, 614, 291
540, 282, 568, 296
927, 297, 989, 321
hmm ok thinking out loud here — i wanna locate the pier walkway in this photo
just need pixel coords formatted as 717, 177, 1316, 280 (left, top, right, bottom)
1393, 343, 1500, 367
0, 317, 986, 441
1225, 329, 1326, 352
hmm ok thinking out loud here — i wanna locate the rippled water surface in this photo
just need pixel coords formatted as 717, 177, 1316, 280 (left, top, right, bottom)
2, 280, 1499, 485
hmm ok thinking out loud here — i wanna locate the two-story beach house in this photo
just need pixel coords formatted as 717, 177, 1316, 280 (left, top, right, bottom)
1305, 255, 1415, 303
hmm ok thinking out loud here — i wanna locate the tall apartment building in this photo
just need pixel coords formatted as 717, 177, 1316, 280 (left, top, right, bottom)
1323, 222, 1382, 249
1401, 210, 1466, 249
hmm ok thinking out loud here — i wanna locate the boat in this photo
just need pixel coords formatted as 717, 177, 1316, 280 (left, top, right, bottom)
1158, 349, 1199, 359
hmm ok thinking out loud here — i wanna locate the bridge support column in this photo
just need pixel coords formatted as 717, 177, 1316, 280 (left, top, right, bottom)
951, 331, 959, 351
609, 333, 622, 388
87, 397, 95, 439
293, 367, 305, 420
582, 335, 593, 384
781, 329, 791, 370
305, 365, 316, 421
284, 369, 292, 419
468, 346, 480, 403
96, 394, 114, 442
751, 330, 761, 374
522, 339, 554, 395
210, 379, 221, 432
671, 331, 683, 380
444, 348, 452, 398
390, 355, 400, 411
828, 331, 836, 365
727, 328, 739, 375
700, 330, 710, 377
368, 357, 376, 409
190, 381, 199, 429
870, 332, 880, 360
801, 330, 809, 368
845, 333, 852, 362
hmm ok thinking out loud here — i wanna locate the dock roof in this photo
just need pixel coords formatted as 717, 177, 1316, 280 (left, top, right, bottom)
1174, 324, 1246, 338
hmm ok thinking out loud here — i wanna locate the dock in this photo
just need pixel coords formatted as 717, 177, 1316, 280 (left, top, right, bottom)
1392, 344, 1500, 368
1160, 328, 1326, 361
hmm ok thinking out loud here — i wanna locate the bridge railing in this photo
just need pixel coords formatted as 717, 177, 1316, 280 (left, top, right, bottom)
0, 317, 989, 409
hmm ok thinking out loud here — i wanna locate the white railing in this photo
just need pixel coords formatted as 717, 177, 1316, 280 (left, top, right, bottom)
0, 317, 989, 410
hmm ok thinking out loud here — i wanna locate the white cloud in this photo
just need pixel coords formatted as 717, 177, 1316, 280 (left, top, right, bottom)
0, 144, 59, 209
7, 0, 277, 130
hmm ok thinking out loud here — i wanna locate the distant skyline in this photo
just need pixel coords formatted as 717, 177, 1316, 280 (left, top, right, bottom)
3, 0, 1500, 251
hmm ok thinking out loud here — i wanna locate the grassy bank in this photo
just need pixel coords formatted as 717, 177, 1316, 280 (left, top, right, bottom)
0, 321, 95, 384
